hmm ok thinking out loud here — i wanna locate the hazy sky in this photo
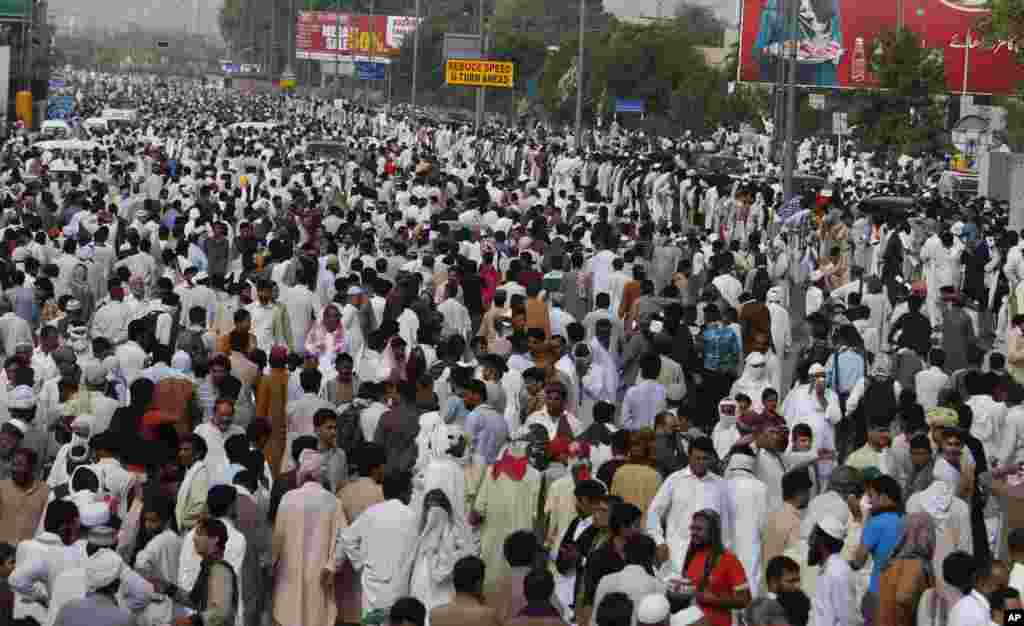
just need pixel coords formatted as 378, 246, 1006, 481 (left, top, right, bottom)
605, 0, 735, 22
49, 0, 737, 38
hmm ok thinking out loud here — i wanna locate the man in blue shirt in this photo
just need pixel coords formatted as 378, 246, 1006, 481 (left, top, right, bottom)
825, 326, 865, 405
850, 473, 905, 626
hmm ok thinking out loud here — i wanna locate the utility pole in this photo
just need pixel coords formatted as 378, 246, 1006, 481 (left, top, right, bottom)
781, 0, 798, 201
366, 0, 375, 112
411, 0, 420, 108
474, 0, 485, 132
574, 0, 584, 145
335, 0, 341, 95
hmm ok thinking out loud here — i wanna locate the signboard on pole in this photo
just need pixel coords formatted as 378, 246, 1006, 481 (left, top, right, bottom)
296, 12, 421, 63
615, 98, 645, 114
445, 60, 514, 88
0, 47, 10, 130
443, 33, 482, 60
356, 61, 386, 80
46, 95, 75, 120
738, 0, 1024, 94
0, 0, 29, 18
833, 111, 848, 135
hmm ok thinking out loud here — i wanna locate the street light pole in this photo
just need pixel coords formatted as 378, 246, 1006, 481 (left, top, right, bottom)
411, 0, 420, 108
475, 0, 485, 132
574, 0, 584, 145
781, 0, 798, 201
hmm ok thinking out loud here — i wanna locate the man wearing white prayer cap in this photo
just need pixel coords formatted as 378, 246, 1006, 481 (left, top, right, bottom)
636, 593, 672, 625
48, 500, 156, 626
51, 549, 134, 626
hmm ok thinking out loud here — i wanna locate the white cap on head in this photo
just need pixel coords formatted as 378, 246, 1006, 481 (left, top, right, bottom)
637, 594, 671, 624
808, 363, 826, 376
745, 352, 767, 366
3, 418, 27, 436
80, 500, 111, 529
817, 514, 848, 541
8, 385, 35, 410
84, 550, 123, 590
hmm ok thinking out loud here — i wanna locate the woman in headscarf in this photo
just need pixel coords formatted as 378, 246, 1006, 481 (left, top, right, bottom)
875, 512, 936, 626
304, 303, 347, 379
68, 263, 95, 321
407, 489, 476, 615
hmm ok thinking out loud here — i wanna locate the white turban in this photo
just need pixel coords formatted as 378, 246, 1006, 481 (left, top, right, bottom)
172, 350, 192, 373
84, 550, 123, 591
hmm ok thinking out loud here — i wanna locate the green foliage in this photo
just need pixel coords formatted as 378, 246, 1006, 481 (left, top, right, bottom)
673, 2, 726, 47
389, 0, 769, 127
975, 0, 1024, 63
219, 0, 244, 49
853, 28, 948, 153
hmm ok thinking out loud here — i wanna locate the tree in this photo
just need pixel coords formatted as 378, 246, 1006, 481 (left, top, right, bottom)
673, 2, 725, 47
975, 0, 1024, 62
853, 28, 948, 153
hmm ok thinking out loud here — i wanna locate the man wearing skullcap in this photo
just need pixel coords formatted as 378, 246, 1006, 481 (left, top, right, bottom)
272, 448, 339, 626
47, 501, 156, 626
797, 465, 862, 596
51, 549, 134, 626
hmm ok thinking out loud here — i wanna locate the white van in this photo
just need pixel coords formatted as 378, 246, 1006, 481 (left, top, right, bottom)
40, 120, 71, 139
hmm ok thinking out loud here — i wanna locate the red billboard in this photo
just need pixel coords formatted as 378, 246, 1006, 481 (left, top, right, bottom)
738, 0, 1024, 94
296, 12, 421, 64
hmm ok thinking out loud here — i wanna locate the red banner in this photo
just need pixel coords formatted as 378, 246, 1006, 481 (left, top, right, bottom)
296, 12, 420, 64
738, 0, 1024, 94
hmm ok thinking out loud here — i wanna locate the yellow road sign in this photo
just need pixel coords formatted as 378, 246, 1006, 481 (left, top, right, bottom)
445, 59, 515, 88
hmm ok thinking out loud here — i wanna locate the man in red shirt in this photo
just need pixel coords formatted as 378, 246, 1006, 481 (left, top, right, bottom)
682, 509, 753, 626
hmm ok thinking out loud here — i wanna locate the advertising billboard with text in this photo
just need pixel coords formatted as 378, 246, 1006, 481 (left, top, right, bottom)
738, 0, 1024, 94
296, 12, 421, 64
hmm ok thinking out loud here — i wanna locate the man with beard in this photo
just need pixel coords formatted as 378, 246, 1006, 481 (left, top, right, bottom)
247, 278, 293, 352
763, 555, 811, 626
648, 437, 729, 580
682, 509, 752, 626
808, 515, 855, 626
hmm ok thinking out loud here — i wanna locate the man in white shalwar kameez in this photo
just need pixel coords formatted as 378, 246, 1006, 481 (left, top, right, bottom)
797, 466, 861, 597
782, 363, 842, 483
279, 279, 321, 355
340, 471, 420, 614
724, 448, 768, 598
412, 424, 469, 524
646, 437, 730, 578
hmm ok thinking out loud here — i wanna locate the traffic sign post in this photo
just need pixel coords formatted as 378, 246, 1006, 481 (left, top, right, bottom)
834, 111, 848, 153
443, 33, 483, 61
444, 59, 514, 88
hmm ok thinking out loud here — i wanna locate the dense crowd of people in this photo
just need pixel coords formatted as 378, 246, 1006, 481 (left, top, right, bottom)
0, 72, 1020, 626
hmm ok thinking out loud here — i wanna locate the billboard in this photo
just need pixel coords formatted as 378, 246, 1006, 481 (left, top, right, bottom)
444, 60, 515, 88
0, 0, 28, 19
738, 0, 1024, 94
0, 47, 8, 129
296, 12, 421, 64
